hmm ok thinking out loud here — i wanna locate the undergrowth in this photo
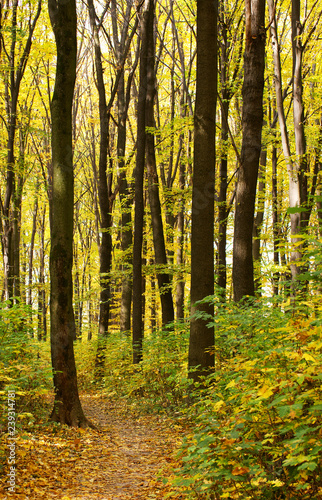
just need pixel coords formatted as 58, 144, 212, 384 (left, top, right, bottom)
168, 296, 322, 499
1, 291, 322, 499
98, 322, 190, 414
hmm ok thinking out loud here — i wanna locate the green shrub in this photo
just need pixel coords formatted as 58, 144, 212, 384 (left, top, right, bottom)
101, 323, 190, 413
0, 301, 52, 431
172, 299, 322, 499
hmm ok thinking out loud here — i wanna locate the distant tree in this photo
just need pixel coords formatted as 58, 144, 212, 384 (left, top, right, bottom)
48, 0, 89, 427
188, 0, 217, 382
0, 0, 41, 301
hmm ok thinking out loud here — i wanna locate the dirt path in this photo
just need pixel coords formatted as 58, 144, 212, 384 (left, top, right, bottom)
0, 394, 183, 499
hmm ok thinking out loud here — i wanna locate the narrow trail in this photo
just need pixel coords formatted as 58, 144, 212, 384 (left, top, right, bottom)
0, 394, 183, 499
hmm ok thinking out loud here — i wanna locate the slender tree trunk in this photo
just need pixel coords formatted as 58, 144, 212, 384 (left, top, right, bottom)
87, 0, 113, 374
188, 0, 217, 382
132, 0, 151, 363
28, 194, 38, 314
292, 0, 308, 227
115, 31, 136, 332
12, 174, 23, 300
38, 205, 46, 341
176, 153, 186, 321
268, 0, 302, 280
48, 0, 89, 427
145, 0, 174, 327
232, 0, 266, 302
252, 149, 266, 293
271, 143, 280, 295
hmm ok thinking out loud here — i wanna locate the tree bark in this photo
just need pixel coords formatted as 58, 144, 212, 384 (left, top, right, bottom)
188, 0, 217, 382
132, 0, 151, 363
111, 0, 137, 334
87, 0, 114, 375
217, 2, 244, 298
252, 149, 266, 293
271, 142, 280, 295
48, 0, 89, 427
145, 0, 174, 328
268, 0, 302, 280
232, 0, 266, 302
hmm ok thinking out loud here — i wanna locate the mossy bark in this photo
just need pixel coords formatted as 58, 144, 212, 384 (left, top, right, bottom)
48, 0, 90, 428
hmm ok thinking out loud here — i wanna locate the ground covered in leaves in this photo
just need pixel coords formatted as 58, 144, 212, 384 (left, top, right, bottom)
0, 393, 184, 499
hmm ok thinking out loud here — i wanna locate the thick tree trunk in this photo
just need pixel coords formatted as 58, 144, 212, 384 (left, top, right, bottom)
232, 0, 266, 302
188, 0, 217, 382
48, 0, 89, 427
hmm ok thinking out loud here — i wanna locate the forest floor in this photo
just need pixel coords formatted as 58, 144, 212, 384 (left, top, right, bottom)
0, 393, 185, 499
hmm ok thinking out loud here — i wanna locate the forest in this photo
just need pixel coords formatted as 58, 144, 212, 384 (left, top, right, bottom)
1, 0, 322, 498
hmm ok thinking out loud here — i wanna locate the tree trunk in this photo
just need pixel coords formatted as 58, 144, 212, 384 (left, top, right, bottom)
253, 149, 266, 293
268, 0, 304, 281
28, 193, 38, 315
132, 0, 151, 363
145, 0, 174, 328
112, 0, 137, 334
38, 205, 46, 341
188, 0, 217, 382
48, 0, 89, 427
217, 2, 244, 298
232, 0, 266, 302
271, 142, 280, 295
87, 0, 113, 374
175, 152, 186, 321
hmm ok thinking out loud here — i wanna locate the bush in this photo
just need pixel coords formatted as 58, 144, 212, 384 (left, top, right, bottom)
0, 302, 52, 427
101, 322, 190, 413
172, 298, 322, 499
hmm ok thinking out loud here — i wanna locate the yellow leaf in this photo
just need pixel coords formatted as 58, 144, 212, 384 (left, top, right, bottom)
302, 353, 316, 362
214, 400, 225, 411
226, 380, 236, 389
257, 385, 274, 398
270, 479, 284, 487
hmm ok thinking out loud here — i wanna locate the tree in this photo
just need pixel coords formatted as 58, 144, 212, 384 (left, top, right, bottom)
217, 0, 244, 298
0, 0, 41, 302
48, 0, 89, 427
87, 0, 113, 373
145, 0, 174, 327
232, 0, 266, 302
188, 0, 217, 382
132, 0, 151, 363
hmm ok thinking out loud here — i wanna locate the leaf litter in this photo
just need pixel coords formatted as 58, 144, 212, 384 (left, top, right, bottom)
0, 393, 184, 499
